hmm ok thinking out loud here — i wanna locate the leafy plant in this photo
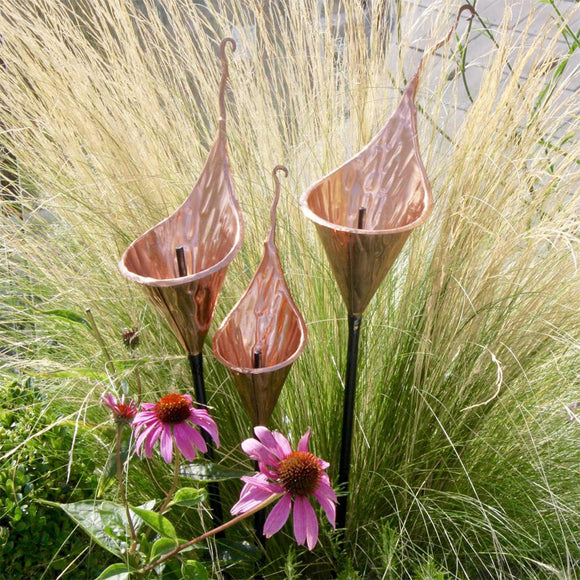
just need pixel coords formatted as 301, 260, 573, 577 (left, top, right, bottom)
0, 378, 112, 578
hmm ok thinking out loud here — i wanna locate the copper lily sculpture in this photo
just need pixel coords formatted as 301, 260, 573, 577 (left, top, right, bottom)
300, 6, 475, 531
119, 37, 242, 526
213, 165, 307, 428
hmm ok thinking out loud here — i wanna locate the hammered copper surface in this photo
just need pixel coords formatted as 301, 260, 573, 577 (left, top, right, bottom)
301, 6, 474, 316
213, 166, 307, 426
119, 38, 243, 355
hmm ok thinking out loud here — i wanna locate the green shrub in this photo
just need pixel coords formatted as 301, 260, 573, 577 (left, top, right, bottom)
0, 378, 112, 578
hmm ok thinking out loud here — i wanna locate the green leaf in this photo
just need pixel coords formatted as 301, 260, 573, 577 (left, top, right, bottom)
94, 563, 135, 580
130, 506, 177, 540
48, 500, 129, 557
181, 560, 209, 580
38, 308, 91, 328
168, 487, 207, 508
216, 540, 261, 564
179, 462, 251, 482
43, 499, 154, 558
150, 537, 178, 561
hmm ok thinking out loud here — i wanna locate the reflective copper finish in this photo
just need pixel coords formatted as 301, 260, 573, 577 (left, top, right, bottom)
301, 6, 474, 316
119, 38, 243, 355
213, 166, 307, 426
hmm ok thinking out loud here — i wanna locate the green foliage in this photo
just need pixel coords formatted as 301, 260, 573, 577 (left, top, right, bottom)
0, 378, 112, 578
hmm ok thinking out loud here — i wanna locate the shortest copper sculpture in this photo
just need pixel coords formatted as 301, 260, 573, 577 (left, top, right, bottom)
213, 166, 307, 427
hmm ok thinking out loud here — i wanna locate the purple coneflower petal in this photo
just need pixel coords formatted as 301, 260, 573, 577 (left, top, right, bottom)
159, 425, 174, 463
293, 495, 308, 547
144, 424, 163, 458
141, 403, 156, 410
257, 462, 278, 479
316, 480, 338, 502
189, 408, 220, 447
241, 438, 279, 467
313, 488, 336, 528
132, 410, 157, 427
319, 459, 330, 469
302, 497, 319, 550
102, 392, 116, 410
297, 428, 311, 452
254, 426, 288, 460
231, 483, 274, 515
173, 422, 202, 460
240, 475, 284, 495
263, 493, 292, 537
271, 431, 292, 457
135, 421, 161, 457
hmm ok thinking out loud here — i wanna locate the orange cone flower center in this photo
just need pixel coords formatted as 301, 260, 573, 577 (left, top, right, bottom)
155, 394, 191, 424
277, 451, 322, 496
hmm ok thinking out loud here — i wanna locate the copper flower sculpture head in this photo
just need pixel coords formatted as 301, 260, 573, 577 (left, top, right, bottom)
300, 6, 474, 316
119, 38, 243, 355
213, 166, 307, 426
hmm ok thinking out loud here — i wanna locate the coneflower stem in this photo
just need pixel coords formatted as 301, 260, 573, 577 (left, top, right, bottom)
138, 493, 282, 574
337, 313, 362, 532
116, 425, 137, 544
188, 353, 224, 532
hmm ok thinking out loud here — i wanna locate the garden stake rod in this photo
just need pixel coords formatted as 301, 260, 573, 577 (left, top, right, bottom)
337, 313, 362, 532
177, 246, 225, 531
251, 348, 267, 548
336, 206, 366, 531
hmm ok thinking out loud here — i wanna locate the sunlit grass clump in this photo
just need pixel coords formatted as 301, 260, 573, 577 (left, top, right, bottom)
1, 0, 578, 577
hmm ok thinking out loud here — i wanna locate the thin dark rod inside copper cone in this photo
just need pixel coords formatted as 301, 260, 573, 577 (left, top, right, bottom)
336, 313, 363, 532
357, 207, 366, 230
188, 354, 224, 532
175, 246, 187, 277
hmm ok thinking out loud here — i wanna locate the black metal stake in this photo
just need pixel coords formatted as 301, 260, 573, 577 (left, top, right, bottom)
188, 353, 224, 533
176, 247, 224, 531
252, 348, 266, 548
336, 313, 363, 532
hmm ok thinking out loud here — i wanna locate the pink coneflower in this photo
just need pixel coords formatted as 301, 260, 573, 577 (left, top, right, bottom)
231, 427, 337, 550
102, 392, 138, 425
132, 393, 219, 464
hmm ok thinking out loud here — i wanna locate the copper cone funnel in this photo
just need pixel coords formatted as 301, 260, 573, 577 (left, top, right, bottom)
213, 166, 307, 426
119, 38, 243, 355
301, 6, 474, 316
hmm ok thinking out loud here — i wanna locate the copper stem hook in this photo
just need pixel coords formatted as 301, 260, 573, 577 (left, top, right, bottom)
415, 4, 476, 79
268, 165, 289, 245
218, 37, 236, 123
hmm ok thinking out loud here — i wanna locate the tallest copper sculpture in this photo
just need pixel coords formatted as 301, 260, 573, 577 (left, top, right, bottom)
301, 6, 475, 532
119, 37, 243, 526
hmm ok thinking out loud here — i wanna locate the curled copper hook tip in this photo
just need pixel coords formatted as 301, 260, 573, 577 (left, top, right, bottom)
269, 165, 288, 244
418, 3, 477, 78
458, 4, 476, 21
273, 165, 289, 179
219, 37, 237, 60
